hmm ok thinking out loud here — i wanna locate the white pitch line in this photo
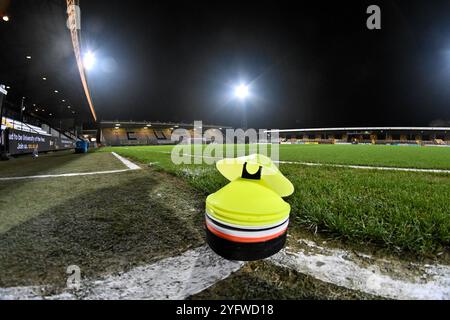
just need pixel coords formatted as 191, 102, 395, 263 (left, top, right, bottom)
159, 151, 450, 174
2, 241, 449, 300
0, 169, 133, 181
0, 246, 244, 300
277, 160, 450, 174
269, 241, 450, 300
111, 152, 141, 170
0, 153, 141, 181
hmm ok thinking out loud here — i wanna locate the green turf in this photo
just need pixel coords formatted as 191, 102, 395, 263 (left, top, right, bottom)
278, 144, 450, 170
99, 145, 450, 256
98, 144, 450, 170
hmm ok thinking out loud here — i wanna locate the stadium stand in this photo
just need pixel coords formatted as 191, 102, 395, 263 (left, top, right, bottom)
270, 127, 450, 146
153, 130, 166, 140
101, 127, 160, 146
1, 117, 51, 137
99, 121, 227, 146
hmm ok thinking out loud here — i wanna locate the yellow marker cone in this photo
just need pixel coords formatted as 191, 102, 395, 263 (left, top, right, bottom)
206, 154, 294, 261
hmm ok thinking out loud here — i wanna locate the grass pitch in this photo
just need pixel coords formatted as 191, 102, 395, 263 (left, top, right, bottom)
100, 144, 450, 256
0, 152, 205, 289
278, 144, 450, 169
0, 150, 126, 178
0, 145, 448, 298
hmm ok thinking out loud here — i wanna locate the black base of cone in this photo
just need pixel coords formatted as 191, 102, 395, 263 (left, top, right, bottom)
206, 228, 287, 261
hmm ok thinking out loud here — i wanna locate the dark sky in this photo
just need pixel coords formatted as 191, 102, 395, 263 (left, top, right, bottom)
2, 0, 450, 129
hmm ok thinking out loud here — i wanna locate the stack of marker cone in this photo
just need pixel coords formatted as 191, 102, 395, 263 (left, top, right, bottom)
205, 154, 294, 261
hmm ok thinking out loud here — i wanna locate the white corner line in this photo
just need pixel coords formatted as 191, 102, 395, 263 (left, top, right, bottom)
111, 152, 141, 170
0, 153, 142, 181
269, 243, 450, 300
0, 169, 133, 181
0, 245, 244, 300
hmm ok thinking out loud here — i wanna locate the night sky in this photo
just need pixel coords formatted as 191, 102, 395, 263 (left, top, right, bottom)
1, 0, 450, 129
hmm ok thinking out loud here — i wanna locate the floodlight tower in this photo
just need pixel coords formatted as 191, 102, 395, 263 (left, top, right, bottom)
66, 0, 97, 122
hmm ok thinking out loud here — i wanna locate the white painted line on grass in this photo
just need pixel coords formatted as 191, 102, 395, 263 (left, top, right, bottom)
277, 160, 450, 174
269, 240, 450, 300
0, 153, 141, 181
0, 169, 133, 181
111, 152, 141, 170
158, 151, 450, 174
0, 246, 244, 300
1, 240, 449, 300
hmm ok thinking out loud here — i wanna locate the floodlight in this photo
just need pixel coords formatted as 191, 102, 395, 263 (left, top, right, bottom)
2, 16, 9, 22
234, 84, 249, 99
83, 51, 96, 70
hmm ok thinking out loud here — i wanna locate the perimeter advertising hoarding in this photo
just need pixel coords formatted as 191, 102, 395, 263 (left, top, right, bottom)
7, 129, 75, 155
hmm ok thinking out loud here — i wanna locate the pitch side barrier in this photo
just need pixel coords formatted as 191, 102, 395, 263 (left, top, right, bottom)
1, 119, 76, 156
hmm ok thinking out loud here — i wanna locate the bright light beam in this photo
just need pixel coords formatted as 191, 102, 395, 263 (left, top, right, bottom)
234, 84, 250, 99
83, 51, 96, 71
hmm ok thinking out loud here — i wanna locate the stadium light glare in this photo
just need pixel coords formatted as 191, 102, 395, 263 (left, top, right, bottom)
42, 77, 47, 81
234, 84, 250, 100
26, 56, 32, 60
2, 16, 9, 22
83, 51, 96, 71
